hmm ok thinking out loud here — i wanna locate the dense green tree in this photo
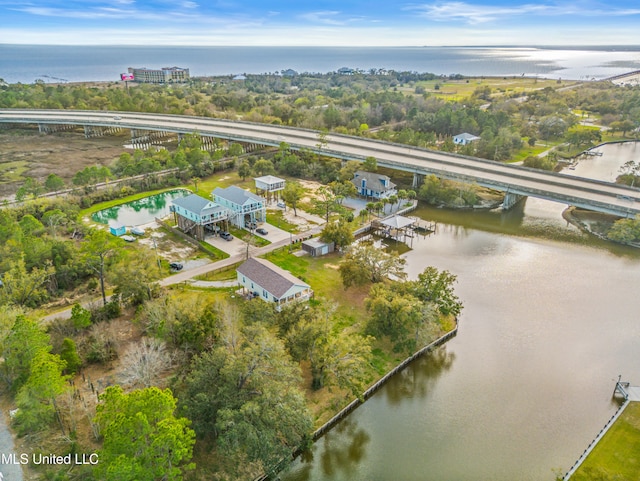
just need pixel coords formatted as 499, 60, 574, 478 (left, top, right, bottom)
523, 155, 557, 171
365, 283, 429, 352
412, 266, 463, 317
280, 181, 305, 216
608, 217, 640, 244
18, 214, 44, 236
320, 219, 354, 250
339, 243, 407, 287
1, 315, 50, 390
94, 386, 195, 481
44, 173, 65, 192
237, 159, 252, 180
182, 323, 312, 469
70, 303, 92, 330
338, 160, 362, 182
15, 177, 43, 201
13, 351, 69, 435
112, 249, 161, 306
141, 296, 220, 355
361, 156, 378, 172
252, 158, 276, 176
59, 337, 82, 374
0, 256, 54, 308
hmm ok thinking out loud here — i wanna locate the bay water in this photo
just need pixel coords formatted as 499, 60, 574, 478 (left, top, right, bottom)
2, 45, 640, 84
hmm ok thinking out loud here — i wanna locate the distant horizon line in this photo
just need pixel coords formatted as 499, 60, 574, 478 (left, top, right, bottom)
2, 43, 640, 50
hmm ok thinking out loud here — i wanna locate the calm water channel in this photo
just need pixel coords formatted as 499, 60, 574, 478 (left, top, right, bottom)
282, 143, 640, 481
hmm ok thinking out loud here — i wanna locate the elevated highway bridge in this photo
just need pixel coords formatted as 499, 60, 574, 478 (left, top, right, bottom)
2, 108, 640, 218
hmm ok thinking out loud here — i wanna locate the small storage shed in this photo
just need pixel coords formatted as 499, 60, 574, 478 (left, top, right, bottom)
301, 238, 335, 257
109, 223, 126, 236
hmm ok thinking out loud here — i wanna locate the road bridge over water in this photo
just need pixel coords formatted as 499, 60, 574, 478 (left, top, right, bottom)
2, 108, 640, 217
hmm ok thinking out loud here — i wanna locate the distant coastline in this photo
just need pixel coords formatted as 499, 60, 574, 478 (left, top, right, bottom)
2, 45, 640, 84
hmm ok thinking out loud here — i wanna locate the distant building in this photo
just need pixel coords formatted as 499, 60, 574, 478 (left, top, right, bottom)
237, 257, 313, 311
170, 193, 228, 240
301, 238, 335, 257
337, 67, 355, 75
127, 66, 190, 84
453, 132, 481, 145
212, 186, 266, 229
281, 69, 298, 77
352, 170, 397, 199
232, 74, 247, 81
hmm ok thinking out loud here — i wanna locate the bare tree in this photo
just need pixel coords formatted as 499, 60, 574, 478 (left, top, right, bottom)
121, 338, 173, 388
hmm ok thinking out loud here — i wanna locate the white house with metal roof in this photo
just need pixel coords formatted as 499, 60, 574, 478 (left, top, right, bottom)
236, 257, 313, 310
170, 193, 228, 240
453, 132, 481, 145
351, 170, 397, 199
212, 186, 266, 229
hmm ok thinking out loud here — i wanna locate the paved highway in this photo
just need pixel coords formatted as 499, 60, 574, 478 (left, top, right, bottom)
2, 108, 640, 217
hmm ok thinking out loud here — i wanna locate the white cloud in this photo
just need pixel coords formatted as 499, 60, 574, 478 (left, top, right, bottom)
407, 1, 640, 24
299, 10, 345, 26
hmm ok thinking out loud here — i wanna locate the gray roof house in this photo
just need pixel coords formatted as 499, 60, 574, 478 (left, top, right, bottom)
237, 257, 313, 310
170, 193, 228, 240
212, 186, 266, 228
352, 170, 397, 199
453, 132, 481, 145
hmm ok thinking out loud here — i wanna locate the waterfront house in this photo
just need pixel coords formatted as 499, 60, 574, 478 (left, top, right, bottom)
254, 175, 286, 202
351, 170, 397, 199
212, 186, 266, 229
170, 193, 228, 240
236, 257, 313, 311
453, 132, 481, 145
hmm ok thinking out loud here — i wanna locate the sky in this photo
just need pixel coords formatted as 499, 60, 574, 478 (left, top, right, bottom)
2, 0, 640, 46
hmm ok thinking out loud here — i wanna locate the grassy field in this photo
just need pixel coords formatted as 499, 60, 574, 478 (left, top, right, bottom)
0, 160, 29, 183
263, 247, 370, 325
571, 402, 640, 480
399, 77, 566, 102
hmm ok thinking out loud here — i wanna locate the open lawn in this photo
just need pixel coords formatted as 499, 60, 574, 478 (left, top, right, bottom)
263, 248, 370, 325
572, 402, 640, 480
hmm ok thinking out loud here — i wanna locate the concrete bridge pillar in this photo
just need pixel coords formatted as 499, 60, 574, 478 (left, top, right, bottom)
412, 173, 424, 189
502, 192, 526, 210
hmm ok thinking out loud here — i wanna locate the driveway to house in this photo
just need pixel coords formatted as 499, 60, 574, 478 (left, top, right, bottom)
43, 223, 324, 322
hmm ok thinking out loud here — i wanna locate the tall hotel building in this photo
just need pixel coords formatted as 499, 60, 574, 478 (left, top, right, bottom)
127, 66, 190, 84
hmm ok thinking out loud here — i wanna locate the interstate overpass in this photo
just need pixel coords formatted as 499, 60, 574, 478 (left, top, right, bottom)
1, 108, 640, 218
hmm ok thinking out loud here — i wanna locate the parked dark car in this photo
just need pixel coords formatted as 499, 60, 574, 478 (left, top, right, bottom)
169, 262, 183, 271
220, 231, 233, 241
256, 228, 268, 235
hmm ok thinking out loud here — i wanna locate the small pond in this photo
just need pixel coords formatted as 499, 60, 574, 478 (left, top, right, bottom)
91, 189, 191, 227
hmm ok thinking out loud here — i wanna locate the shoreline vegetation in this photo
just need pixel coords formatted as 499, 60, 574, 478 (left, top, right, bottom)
1, 72, 640, 480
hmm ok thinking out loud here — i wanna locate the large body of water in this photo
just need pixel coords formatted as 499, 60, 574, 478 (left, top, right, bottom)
2, 45, 640, 84
282, 142, 640, 480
